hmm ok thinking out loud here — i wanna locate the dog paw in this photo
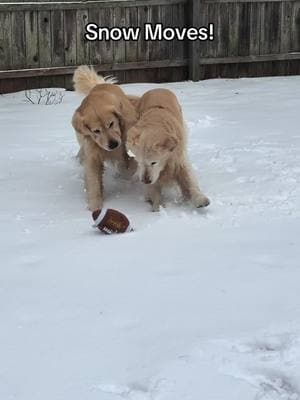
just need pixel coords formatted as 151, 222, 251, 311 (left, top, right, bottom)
151, 203, 161, 212
192, 193, 210, 208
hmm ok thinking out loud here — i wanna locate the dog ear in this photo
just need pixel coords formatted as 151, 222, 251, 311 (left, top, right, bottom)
72, 111, 90, 136
158, 135, 179, 152
126, 126, 142, 148
116, 98, 138, 131
112, 107, 125, 132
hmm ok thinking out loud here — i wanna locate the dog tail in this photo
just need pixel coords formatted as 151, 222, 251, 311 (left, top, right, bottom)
73, 65, 117, 95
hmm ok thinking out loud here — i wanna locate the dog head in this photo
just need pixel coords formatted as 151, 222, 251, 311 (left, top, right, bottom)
72, 94, 124, 151
127, 125, 178, 185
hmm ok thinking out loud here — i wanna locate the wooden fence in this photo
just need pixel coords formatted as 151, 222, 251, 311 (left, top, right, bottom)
0, 0, 299, 93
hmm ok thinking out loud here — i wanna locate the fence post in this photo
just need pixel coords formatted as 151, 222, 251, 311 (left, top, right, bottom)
188, 0, 201, 81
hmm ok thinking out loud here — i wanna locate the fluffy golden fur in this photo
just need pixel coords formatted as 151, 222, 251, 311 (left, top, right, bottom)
72, 66, 138, 211
127, 88, 210, 211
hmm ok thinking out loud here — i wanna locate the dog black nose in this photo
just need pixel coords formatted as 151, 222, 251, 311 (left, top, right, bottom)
142, 175, 152, 184
109, 140, 119, 150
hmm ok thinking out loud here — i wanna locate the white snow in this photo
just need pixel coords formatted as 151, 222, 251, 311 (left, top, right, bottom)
1, 76, 300, 400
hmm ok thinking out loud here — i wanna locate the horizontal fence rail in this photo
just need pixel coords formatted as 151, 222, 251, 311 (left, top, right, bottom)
0, 0, 299, 93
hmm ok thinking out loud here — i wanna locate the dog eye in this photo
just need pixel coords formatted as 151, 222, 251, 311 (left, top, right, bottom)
109, 121, 114, 128
151, 162, 157, 166
93, 129, 101, 134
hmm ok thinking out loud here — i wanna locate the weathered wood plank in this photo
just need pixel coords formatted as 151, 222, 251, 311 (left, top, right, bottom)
101, 7, 114, 64
25, 10, 39, 88
207, 2, 218, 78
158, 3, 173, 81
261, 2, 274, 75
51, 10, 65, 87
227, 2, 240, 78
270, 2, 281, 74
238, 2, 250, 76
11, 11, 27, 92
172, 2, 187, 81
248, 2, 260, 76
76, 9, 90, 65
136, 4, 152, 82
88, 7, 101, 64
11, 11, 26, 69
113, 6, 126, 82
278, 1, 292, 75
280, 1, 293, 52
291, 1, 300, 51
290, 1, 300, 74
0, 12, 12, 70
217, 2, 229, 77
64, 10, 77, 65
64, 9, 77, 88
147, 4, 161, 82
188, 0, 201, 80
38, 10, 52, 86
25, 11, 39, 68
124, 6, 138, 83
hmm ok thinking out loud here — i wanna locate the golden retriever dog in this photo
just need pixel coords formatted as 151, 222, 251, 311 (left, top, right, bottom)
126, 88, 210, 211
72, 66, 138, 211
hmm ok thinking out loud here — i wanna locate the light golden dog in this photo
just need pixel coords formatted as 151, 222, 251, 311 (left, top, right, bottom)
126, 88, 210, 211
72, 66, 138, 211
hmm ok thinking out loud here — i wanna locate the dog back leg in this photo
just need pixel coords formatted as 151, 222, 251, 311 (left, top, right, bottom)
176, 163, 210, 208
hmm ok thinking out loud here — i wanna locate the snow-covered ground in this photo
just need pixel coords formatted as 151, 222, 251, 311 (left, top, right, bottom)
1, 76, 300, 400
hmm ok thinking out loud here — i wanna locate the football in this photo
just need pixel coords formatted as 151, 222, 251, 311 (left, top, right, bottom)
92, 208, 133, 234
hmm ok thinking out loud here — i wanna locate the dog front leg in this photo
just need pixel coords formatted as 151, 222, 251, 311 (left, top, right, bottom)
146, 182, 162, 212
76, 146, 84, 164
117, 156, 137, 179
176, 163, 210, 208
84, 155, 104, 211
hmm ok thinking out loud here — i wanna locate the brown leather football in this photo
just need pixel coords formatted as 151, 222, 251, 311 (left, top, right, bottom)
92, 208, 132, 234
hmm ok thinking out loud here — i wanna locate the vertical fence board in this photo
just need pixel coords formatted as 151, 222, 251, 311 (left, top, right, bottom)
114, 6, 126, 82
137, 5, 151, 81
279, 2, 292, 75
159, 4, 174, 82
208, 3, 219, 78
64, 9, 77, 65
64, 9, 77, 88
198, 1, 209, 79
25, 10, 39, 88
76, 9, 90, 66
249, 2, 261, 76
189, 0, 201, 80
227, 3, 240, 78
172, 3, 187, 81
11, 11, 27, 91
291, 1, 300, 51
0, 12, 12, 70
51, 10, 65, 87
238, 3, 250, 77
125, 6, 138, 83
25, 11, 39, 68
218, 3, 229, 77
89, 7, 101, 64
0, 11, 12, 93
148, 4, 160, 82
290, 2, 300, 74
261, 2, 274, 75
101, 7, 114, 66
11, 11, 26, 69
38, 10, 52, 87
270, 2, 281, 74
